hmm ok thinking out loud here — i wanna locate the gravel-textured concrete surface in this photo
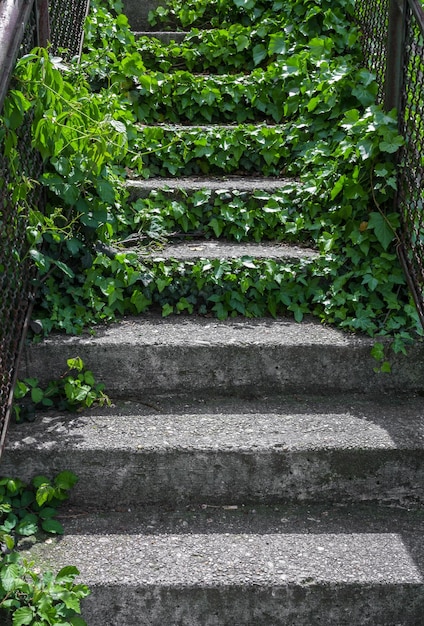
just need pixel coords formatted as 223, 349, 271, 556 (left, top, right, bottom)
127, 175, 298, 199
19, 315, 424, 395
24, 508, 424, 625
141, 240, 318, 261
4, 393, 424, 507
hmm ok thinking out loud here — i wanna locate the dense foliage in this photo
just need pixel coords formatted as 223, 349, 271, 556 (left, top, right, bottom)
0, 0, 421, 355
0, 473, 89, 625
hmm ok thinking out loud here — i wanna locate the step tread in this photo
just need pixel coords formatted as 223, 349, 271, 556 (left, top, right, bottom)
127, 175, 297, 192
22, 316, 369, 347
27, 528, 423, 586
4, 394, 424, 508
140, 240, 317, 261
137, 122, 284, 130
7, 394, 424, 452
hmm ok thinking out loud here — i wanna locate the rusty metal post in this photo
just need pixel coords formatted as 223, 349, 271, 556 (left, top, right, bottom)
36, 0, 50, 47
385, 0, 407, 114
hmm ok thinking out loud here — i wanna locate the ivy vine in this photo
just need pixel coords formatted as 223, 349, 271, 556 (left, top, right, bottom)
0, 0, 421, 354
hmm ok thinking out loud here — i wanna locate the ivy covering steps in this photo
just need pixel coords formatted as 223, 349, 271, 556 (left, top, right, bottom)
5, 0, 424, 623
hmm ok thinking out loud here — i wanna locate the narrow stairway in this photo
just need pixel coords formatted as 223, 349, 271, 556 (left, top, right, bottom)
3, 0, 424, 624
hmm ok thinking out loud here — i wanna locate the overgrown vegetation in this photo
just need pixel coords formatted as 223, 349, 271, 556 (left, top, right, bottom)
0, 473, 89, 625
14, 356, 110, 423
0, 0, 421, 354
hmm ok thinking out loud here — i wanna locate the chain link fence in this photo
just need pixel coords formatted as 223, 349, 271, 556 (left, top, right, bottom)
0, 0, 89, 457
2, 0, 424, 455
356, 0, 424, 326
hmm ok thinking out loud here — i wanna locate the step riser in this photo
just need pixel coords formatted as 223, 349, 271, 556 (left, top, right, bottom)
80, 585, 424, 626
3, 447, 424, 508
19, 341, 424, 396
123, 0, 161, 31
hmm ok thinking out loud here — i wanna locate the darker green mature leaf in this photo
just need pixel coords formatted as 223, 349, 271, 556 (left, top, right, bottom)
96, 180, 116, 204
368, 212, 395, 251
379, 135, 404, 153
30, 387, 44, 404
70, 618, 89, 626
268, 34, 286, 55
54, 471, 78, 491
252, 44, 267, 65
41, 518, 64, 534
54, 260, 75, 279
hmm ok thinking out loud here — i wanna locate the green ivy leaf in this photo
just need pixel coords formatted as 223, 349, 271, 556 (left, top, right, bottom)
41, 518, 64, 534
54, 471, 78, 491
367, 212, 395, 251
10, 606, 34, 625
1, 563, 22, 591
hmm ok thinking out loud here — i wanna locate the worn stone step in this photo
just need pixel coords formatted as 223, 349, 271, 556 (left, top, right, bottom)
136, 240, 318, 261
4, 393, 424, 508
20, 504, 424, 625
134, 30, 187, 43
18, 316, 424, 396
123, 0, 162, 31
126, 175, 298, 200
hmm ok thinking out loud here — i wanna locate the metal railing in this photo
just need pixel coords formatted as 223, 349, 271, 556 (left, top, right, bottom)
2, 0, 424, 456
0, 0, 89, 459
356, 0, 424, 327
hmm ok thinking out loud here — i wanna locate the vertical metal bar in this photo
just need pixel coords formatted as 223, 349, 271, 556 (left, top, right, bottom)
385, 0, 407, 114
36, 0, 50, 47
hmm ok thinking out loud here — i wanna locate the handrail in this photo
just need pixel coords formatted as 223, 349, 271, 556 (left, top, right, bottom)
0, 0, 35, 110
409, 0, 424, 33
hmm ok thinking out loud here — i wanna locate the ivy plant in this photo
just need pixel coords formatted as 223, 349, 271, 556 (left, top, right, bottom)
0, 0, 421, 355
0, 473, 90, 625
13, 356, 110, 422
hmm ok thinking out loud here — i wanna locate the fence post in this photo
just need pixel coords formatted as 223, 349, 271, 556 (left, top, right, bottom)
36, 0, 50, 48
385, 0, 407, 114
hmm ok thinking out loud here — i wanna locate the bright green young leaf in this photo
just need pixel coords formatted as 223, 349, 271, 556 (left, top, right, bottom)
1, 563, 22, 592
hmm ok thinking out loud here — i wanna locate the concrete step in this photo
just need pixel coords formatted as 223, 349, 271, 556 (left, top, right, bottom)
126, 175, 298, 200
4, 393, 424, 508
21, 503, 424, 625
123, 0, 163, 32
134, 30, 187, 43
135, 240, 318, 261
18, 316, 424, 396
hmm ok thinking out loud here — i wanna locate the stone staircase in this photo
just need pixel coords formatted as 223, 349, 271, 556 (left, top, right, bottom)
3, 0, 424, 623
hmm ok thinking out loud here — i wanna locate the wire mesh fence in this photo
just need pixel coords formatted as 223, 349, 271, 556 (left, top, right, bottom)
355, 0, 390, 105
0, 0, 88, 456
356, 0, 424, 326
396, 1, 424, 325
2, 0, 424, 454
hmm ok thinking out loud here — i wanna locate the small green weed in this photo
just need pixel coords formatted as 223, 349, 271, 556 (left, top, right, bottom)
13, 357, 110, 423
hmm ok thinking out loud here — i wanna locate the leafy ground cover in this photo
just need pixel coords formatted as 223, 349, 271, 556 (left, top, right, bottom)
0, 0, 422, 353
0, 473, 89, 625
